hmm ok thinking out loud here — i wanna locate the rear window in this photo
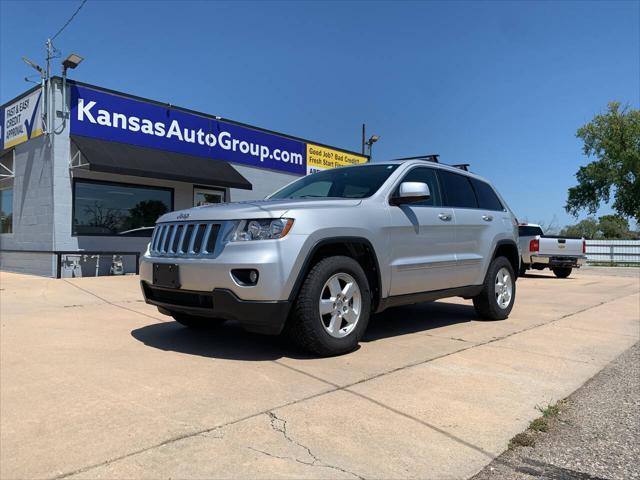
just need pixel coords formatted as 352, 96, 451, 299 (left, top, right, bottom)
438, 171, 478, 209
470, 178, 504, 211
518, 226, 544, 237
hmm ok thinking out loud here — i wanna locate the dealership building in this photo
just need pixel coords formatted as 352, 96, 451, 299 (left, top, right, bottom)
0, 78, 367, 277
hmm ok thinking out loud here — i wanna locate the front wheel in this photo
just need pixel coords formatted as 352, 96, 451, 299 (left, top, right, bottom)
473, 256, 516, 320
285, 256, 371, 356
552, 267, 572, 278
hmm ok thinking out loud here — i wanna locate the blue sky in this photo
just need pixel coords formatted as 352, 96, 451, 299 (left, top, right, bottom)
1, 0, 638, 228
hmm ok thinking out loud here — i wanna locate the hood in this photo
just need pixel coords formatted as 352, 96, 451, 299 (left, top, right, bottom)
157, 198, 362, 223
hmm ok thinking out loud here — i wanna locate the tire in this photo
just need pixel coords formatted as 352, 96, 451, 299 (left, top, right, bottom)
473, 256, 516, 320
518, 262, 527, 277
285, 256, 371, 356
552, 267, 572, 278
172, 313, 227, 328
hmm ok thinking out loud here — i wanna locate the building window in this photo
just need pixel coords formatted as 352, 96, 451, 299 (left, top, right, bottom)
193, 187, 225, 206
73, 180, 173, 236
0, 187, 13, 234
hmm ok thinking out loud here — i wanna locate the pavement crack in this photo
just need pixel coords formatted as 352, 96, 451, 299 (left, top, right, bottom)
261, 411, 365, 479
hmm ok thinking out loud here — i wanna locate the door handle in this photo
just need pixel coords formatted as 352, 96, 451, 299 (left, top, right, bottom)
438, 213, 452, 221
482, 215, 493, 222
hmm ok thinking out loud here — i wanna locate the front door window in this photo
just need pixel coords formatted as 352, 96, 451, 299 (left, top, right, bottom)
194, 187, 225, 206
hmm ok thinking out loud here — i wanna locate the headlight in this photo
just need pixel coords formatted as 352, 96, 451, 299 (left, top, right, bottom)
230, 218, 294, 241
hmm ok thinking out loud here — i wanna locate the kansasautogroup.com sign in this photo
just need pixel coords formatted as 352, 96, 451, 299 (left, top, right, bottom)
70, 86, 312, 174
69, 85, 367, 176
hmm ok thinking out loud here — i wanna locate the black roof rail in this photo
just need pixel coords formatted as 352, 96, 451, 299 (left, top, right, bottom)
387, 155, 472, 172
451, 163, 470, 171
388, 154, 440, 163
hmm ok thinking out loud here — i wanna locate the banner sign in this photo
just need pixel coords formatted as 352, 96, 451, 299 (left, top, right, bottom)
69, 85, 367, 176
3, 89, 44, 149
306, 144, 368, 174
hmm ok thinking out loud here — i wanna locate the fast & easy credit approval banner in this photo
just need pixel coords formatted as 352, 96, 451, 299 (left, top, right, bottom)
2, 89, 44, 149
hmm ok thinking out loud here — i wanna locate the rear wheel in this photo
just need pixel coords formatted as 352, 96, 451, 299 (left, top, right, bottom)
285, 256, 371, 356
552, 267, 572, 278
518, 262, 527, 277
172, 313, 227, 328
473, 256, 516, 320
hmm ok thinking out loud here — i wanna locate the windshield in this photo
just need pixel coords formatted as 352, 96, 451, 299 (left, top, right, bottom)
518, 225, 544, 236
268, 164, 398, 200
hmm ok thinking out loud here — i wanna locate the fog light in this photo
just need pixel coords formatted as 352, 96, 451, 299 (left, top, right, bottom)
231, 269, 259, 286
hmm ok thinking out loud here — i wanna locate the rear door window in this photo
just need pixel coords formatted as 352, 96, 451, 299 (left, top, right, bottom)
470, 178, 504, 211
393, 167, 442, 206
438, 170, 478, 209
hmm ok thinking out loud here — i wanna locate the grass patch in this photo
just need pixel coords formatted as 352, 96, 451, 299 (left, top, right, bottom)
537, 402, 561, 419
508, 401, 564, 449
528, 417, 548, 432
509, 432, 535, 448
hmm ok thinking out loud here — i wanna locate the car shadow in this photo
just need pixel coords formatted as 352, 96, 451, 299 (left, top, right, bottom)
364, 301, 477, 342
130, 300, 477, 361
521, 272, 576, 279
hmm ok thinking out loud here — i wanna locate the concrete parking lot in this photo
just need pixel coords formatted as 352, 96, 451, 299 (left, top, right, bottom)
1, 267, 638, 479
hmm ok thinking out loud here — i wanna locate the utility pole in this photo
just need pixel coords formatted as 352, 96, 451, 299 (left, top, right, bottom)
44, 38, 53, 135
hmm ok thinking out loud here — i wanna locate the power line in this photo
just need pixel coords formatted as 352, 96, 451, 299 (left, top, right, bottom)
51, 0, 88, 41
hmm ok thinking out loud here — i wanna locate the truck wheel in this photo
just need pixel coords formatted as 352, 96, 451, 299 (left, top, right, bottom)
473, 256, 516, 320
172, 313, 227, 328
552, 267, 572, 278
518, 262, 527, 277
286, 256, 371, 356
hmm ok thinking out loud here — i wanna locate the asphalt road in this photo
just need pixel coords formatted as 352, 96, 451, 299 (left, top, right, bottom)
473, 342, 640, 480
1, 267, 638, 479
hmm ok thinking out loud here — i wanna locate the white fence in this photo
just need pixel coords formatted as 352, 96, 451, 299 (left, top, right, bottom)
585, 240, 640, 265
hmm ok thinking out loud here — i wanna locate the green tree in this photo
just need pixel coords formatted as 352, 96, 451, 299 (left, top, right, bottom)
566, 102, 640, 221
597, 214, 632, 239
560, 217, 599, 239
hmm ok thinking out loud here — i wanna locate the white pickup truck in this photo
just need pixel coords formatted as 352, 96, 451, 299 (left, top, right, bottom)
518, 224, 587, 278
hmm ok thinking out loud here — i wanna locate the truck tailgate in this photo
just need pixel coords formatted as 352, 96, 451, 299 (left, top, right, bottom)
538, 237, 583, 256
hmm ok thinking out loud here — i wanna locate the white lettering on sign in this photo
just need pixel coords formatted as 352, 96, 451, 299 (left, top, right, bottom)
75, 98, 304, 166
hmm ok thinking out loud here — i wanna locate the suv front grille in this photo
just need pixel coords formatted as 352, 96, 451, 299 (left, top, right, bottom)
150, 222, 220, 257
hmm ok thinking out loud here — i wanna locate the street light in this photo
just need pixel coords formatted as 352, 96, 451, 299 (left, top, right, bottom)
22, 57, 45, 76
57, 52, 84, 130
365, 134, 380, 159
62, 53, 83, 72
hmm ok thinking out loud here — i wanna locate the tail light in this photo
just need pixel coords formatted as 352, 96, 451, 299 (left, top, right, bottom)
582, 239, 586, 254
529, 238, 539, 252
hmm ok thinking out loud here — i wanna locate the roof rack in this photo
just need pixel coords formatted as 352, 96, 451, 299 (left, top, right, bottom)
451, 163, 470, 171
388, 154, 471, 172
389, 154, 440, 163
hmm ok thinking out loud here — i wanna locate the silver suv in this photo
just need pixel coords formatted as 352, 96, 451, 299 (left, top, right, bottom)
140, 160, 519, 356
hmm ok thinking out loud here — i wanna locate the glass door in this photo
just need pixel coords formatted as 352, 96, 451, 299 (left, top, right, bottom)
193, 187, 225, 206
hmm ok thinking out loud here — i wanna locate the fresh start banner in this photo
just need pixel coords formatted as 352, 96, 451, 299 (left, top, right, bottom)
70, 85, 366, 175
2, 89, 44, 149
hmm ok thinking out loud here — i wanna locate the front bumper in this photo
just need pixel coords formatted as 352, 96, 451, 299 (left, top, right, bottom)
528, 254, 587, 267
139, 233, 309, 335
141, 282, 290, 335
140, 233, 308, 301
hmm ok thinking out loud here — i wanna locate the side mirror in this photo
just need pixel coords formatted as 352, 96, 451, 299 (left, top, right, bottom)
392, 182, 431, 205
